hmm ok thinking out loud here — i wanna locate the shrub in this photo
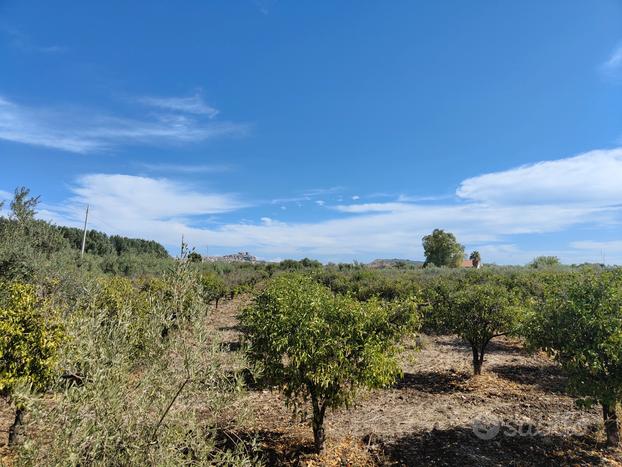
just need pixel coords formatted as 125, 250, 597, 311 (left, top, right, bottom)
526, 269, 622, 446
241, 274, 419, 452
427, 279, 522, 375
200, 272, 228, 308
0, 282, 63, 445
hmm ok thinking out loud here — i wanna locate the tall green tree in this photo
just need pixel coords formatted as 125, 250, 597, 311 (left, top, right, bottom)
241, 274, 419, 452
526, 270, 622, 446
422, 229, 464, 268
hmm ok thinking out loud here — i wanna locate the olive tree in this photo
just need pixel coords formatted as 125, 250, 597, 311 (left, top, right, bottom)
0, 282, 62, 445
241, 274, 418, 452
428, 280, 521, 375
526, 270, 622, 446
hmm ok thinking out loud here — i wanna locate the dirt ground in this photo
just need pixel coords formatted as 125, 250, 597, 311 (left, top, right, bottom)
210, 296, 622, 466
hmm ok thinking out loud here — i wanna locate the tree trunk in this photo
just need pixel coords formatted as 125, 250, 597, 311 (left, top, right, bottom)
215, 298, 219, 309
8, 406, 24, 446
602, 403, 620, 447
471, 346, 483, 376
311, 393, 327, 453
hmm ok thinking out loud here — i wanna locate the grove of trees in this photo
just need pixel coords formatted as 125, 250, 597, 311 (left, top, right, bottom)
3, 186, 622, 461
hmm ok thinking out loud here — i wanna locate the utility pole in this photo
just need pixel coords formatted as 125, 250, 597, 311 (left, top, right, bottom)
80, 204, 89, 259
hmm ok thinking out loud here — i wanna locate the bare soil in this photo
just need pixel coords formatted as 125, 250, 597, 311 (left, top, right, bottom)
209, 296, 622, 466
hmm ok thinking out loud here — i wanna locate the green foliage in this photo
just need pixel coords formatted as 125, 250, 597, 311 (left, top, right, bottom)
22, 284, 260, 466
10, 186, 40, 223
188, 251, 203, 263
241, 273, 419, 451
200, 272, 228, 307
0, 282, 63, 397
422, 229, 465, 268
276, 258, 323, 270
58, 225, 170, 258
427, 277, 522, 374
525, 270, 622, 445
528, 255, 561, 269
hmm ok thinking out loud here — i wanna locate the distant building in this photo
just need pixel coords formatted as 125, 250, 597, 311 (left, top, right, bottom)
462, 259, 482, 269
203, 251, 257, 263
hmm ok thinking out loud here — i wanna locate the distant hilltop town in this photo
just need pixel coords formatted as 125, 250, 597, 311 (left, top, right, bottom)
203, 251, 258, 263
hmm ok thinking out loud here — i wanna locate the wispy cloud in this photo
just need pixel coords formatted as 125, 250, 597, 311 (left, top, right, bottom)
271, 186, 343, 205
252, 0, 278, 15
0, 25, 66, 54
137, 93, 219, 118
571, 240, 622, 253
45, 174, 248, 234
138, 162, 232, 174
601, 43, 622, 79
0, 95, 246, 153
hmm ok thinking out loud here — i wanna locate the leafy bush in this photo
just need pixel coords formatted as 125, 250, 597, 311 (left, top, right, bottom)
241, 274, 419, 452
0, 282, 63, 445
526, 269, 622, 446
18, 256, 258, 464
427, 278, 522, 375
200, 272, 228, 308
528, 255, 561, 269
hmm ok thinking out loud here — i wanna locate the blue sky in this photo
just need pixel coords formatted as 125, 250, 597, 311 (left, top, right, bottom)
1, 0, 622, 264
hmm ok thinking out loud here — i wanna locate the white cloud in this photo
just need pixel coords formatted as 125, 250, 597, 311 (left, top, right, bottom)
351, 195, 360, 200
138, 94, 219, 118
315, 200, 325, 206
603, 44, 622, 73
0, 95, 245, 154
334, 202, 413, 213
271, 186, 343, 205
457, 148, 622, 206
40, 148, 622, 264
138, 162, 231, 174
44, 174, 247, 240
571, 240, 622, 253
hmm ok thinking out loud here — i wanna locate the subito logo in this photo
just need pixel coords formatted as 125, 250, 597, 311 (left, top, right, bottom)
472, 417, 501, 440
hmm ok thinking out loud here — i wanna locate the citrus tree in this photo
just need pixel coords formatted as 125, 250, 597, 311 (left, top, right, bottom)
428, 280, 521, 375
241, 274, 419, 452
200, 272, 228, 309
0, 282, 63, 445
526, 269, 622, 446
